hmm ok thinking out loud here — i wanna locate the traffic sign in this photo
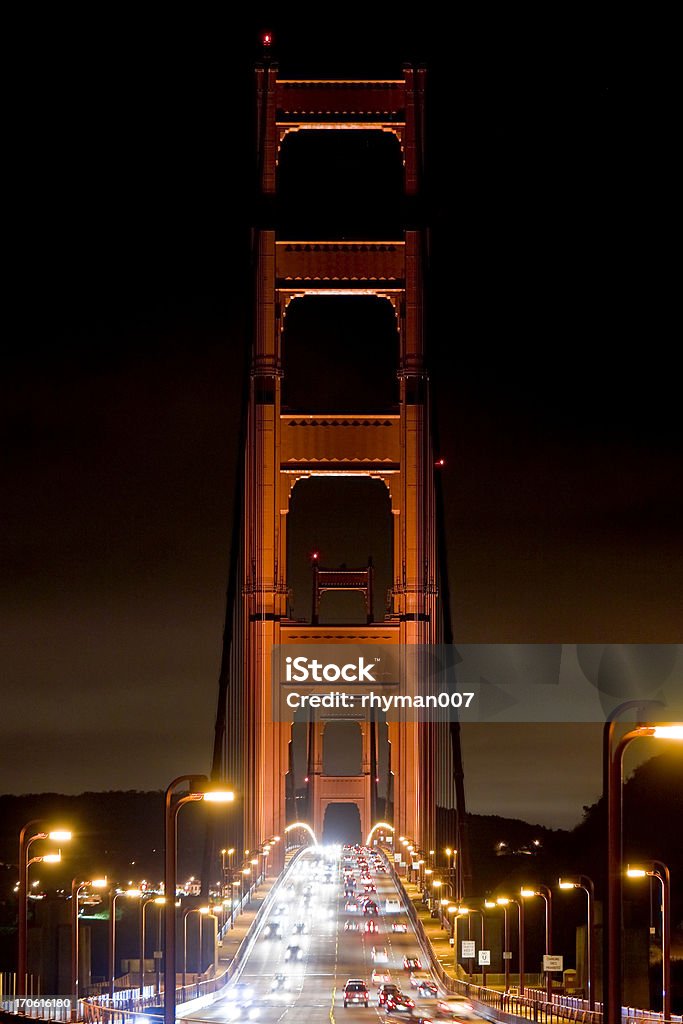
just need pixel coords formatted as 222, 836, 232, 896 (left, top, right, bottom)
478, 950, 491, 966
461, 940, 476, 958
543, 954, 564, 972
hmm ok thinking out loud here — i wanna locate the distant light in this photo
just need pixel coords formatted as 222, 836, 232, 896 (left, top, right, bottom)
484, 900, 496, 908
520, 888, 536, 898
48, 831, 72, 842
626, 868, 647, 879
154, 897, 166, 904
304, 776, 309, 783
91, 878, 108, 888
435, 458, 446, 468
42, 854, 61, 864
311, 551, 319, 561
32, 880, 40, 887
652, 725, 683, 739
458, 906, 470, 915
262, 31, 272, 46
125, 889, 143, 898
199, 906, 210, 914
496, 897, 510, 906
559, 880, 576, 890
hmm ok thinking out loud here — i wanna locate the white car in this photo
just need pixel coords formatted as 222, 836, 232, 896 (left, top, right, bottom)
371, 968, 392, 986
371, 945, 389, 963
391, 921, 408, 933
436, 996, 476, 1019
385, 898, 402, 913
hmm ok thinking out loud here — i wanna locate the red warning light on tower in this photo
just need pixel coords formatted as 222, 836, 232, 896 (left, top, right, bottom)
262, 31, 273, 47
310, 550, 320, 562
435, 457, 446, 468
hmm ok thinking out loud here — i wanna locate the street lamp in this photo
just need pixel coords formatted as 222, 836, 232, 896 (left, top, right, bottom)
71, 878, 107, 1011
495, 898, 511, 992
521, 885, 553, 1001
108, 888, 141, 1001
18, 825, 72, 997
459, 908, 486, 986
559, 875, 595, 1009
141, 896, 165, 998
182, 906, 209, 993
163, 775, 234, 1024
604, 717, 683, 1024
626, 862, 671, 1021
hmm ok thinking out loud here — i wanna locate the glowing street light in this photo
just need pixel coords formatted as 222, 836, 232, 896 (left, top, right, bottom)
604, 710, 683, 1024
108, 887, 142, 1001
626, 862, 671, 1021
559, 876, 595, 1009
521, 885, 553, 1000
17, 824, 72, 997
163, 776, 235, 1024
71, 878, 107, 1009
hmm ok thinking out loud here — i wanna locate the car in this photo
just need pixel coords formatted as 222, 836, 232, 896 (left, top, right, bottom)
344, 920, 360, 931
409, 971, 432, 989
385, 991, 416, 1012
270, 972, 288, 991
262, 921, 283, 939
363, 900, 379, 915
364, 883, 377, 893
371, 945, 389, 963
403, 956, 422, 971
392, 922, 408, 933
292, 920, 307, 934
415, 980, 438, 998
284, 943, 303, 961
343, 979, 370, 1008
385, 898, 402, 913
364, 919, 379, 933
345, 901, 359, 912
377, 983, 401, 1006
371, 968, 393, 986
223, 980, 254, 1005
435, 997, 475, 1019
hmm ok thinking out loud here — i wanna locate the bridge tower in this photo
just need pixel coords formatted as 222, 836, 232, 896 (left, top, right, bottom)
236, 59, 439, 860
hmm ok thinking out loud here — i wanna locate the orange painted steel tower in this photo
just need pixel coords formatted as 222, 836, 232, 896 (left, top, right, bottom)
234, 59, 440, 861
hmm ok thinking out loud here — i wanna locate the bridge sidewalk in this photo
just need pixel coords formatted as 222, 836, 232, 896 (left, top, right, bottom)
400, 878, 463, 982
217, 876, 277, 968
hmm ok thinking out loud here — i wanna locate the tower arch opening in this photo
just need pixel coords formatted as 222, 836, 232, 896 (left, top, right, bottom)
277, 130, 403, 238
322, 721, 363, 776
281, 295, 399, 414
286, 475, 392, 623
322, 802, 362, 846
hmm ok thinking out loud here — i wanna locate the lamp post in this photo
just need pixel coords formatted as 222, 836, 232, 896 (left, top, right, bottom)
509, 898, 525, 995
626, 862, 671, 1022
495, 899, 511, 992
18, 825, 72, 997
182, 907, 205, 993
108, 888, 141, 1001
163, 775, 234, 1024
141, 896, 165, 999
459, 908, 486, 986
71, 878, 107, 1014
559, 875, 595, 1009
521, 885, 553, 1001
604, 718, 682, 1024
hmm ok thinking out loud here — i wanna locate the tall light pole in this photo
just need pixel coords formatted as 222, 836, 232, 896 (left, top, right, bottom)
108, 888, 141, 1001
141, 896, 165, 998
182, 907, 208, 992
459, 908, 486, 986
17, 825, 72, 997
495, 899, 512, 992
626, 862, 671, 1022
559, 875, 595, 1009
604, 718, 682, 1024
163, 775, 234, 1024
521, 885, 553, 1001
71, 878, 107, 1014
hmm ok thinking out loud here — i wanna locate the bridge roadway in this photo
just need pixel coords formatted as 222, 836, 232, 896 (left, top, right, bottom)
184, 846, 468, 1024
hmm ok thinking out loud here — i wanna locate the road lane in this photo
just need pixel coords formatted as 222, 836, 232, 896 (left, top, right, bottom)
183, 845, 452, 1024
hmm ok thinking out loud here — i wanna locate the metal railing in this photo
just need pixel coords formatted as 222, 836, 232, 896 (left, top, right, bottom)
381, 850, 682, 1024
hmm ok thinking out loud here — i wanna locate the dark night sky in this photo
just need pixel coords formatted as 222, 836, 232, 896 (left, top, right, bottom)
3, 10, 681, 828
